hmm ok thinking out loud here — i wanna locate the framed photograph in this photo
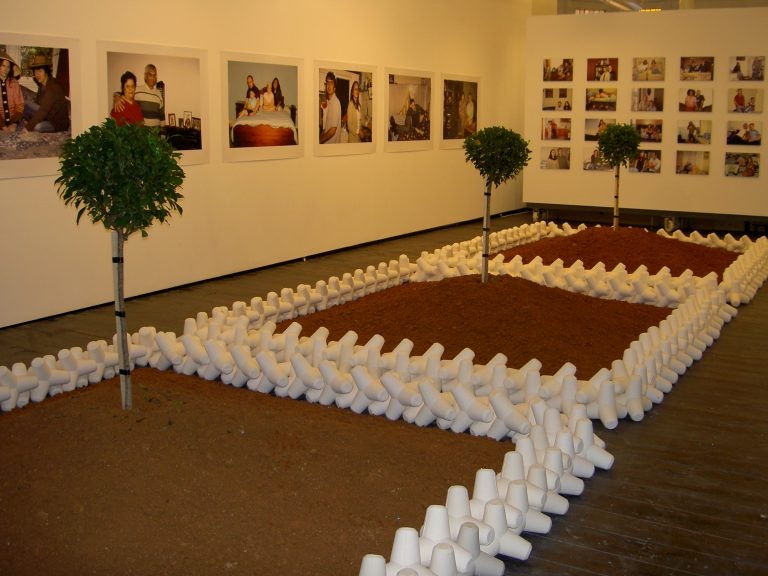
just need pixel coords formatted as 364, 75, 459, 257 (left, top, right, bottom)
726, 121, 762, 145
632, 57, 665, 81
584, 118, 615, 141
629, 149, 662, 173
680, 57, 714, 81
543, 58, 573, 82
729, 56, 765, 81
168, 113, 176, 126
678, 87, 713, 112
541, 118, 571, 141
677, 120, 712, 145
441, 74, 479, 148
0, 33, 80, 179
676, 150, 710, 175
314, 61, 375, 157
725, 152, 759, 177
583, 147, 611, 171
191, 117, 201, 131
101, 41, 209, 165
632, 119, 663, 143
585, 87, 617, 111
222, 52, 302, 162
728, 87, 763, 113
540, 147, 570, 170
385, 69, 433, 152
586, 58, 618, 82
631, 88, 664, 112
542, 88, 572, 111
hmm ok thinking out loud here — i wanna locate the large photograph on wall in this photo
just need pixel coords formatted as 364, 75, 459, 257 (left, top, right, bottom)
314, 62, 374, 157
385, 69, 432, 152
222, 53, 302, 162
441, 75, 478, 148
101, 42, 208, 165
1, 34, 79, 178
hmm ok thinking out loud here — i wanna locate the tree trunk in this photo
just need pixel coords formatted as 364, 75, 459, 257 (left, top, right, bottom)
111, 230, 132, 410
481, 182, 492, 284
613, 165, 620, 231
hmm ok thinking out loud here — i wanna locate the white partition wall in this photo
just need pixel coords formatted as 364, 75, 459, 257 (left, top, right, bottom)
523, 8, 768, 218
0, 0, 532, 327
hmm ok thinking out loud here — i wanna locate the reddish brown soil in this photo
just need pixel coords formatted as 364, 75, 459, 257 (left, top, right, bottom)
0, 227, 738, 576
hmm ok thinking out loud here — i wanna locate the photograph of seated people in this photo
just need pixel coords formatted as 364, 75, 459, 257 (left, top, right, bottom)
23, 54, 70, 133
543, 58, 572, 82
726, 121, 762, 145
629, 150, 661, 173
724, 152, 759, 177
110, 71, 144, 125
631, 88, 664, 112
680, 57, 714, 81
541, 88, 572, 111
676, 151, 710, 175
728, 87, 763, 113
634, 120, 662, 143
632, 57, 665, 81
583, 147, 611, 171
729, 56, 765, 81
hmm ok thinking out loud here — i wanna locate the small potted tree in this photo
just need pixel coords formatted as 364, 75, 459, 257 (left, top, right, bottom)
597, 123, 640, 230
56, 119, 185, 410
464, 126, 531, 283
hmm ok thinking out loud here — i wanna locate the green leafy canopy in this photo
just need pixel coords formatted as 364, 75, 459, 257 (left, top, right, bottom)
56, 119, 185, 239
597, 123, 641, 169
464, 126, 532, 188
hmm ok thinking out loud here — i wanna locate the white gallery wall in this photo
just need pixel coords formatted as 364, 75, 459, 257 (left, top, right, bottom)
0, 0, 532, 328
524, 8, 768, 217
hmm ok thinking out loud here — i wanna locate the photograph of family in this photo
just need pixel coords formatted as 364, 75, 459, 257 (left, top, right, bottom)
724, 152, 759, 177
678, 87, 713, 112
442, 79, 478, 140
631, 88, 664, 112
542, 58, 573, 82
726, 121, 762, 145
586, 58, 618, 82
318, 67, 373, 145
633, 119, 663, 142
0, 43, 71, 161
542, 88, 572, 111
387, 73, 431, 142
632, 57, 665, 81
227, 59, 298, 148
107, 50, 202, 150
728, 87, 763, 113
680, 56, 714, 81
540, 147, 570, 170
629, 150, 661, 173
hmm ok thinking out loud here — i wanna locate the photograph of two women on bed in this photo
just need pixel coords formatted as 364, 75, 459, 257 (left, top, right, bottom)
227, 60, 299, 148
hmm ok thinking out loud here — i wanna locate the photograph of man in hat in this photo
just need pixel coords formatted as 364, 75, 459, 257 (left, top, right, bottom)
0, 51, 25, 133
23, 53, 70, 133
